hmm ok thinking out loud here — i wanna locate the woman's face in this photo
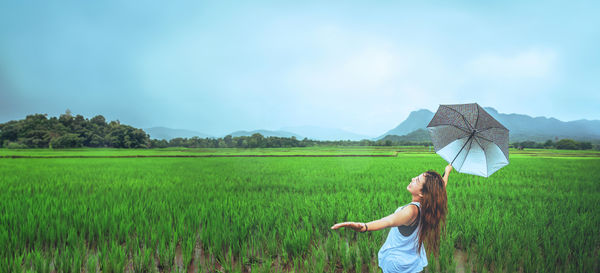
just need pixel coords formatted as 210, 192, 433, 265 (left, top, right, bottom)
407, 173, 426, 196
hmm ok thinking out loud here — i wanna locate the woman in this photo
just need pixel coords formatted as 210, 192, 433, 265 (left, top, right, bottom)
331, 164, 452, 273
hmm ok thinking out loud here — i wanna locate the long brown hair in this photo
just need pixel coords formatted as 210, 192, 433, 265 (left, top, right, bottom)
416, 170, 448, 257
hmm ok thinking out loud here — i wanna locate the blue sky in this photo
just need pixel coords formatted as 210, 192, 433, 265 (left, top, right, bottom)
1, 1, 599, 137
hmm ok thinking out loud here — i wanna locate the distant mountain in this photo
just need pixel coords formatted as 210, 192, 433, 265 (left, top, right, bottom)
145, 127, 212, 140
380, 129, 431, 143
280, 126, 371, 141
375, 109, 434, 140
483, 107, 600, 142
378, 107, 600, 143
227, 130, 302, 138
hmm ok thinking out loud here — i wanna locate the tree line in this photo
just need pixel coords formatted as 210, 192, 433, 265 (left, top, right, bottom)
511, 139, 594, 150
149, 134, 430, 149
0, 111, 149, 148
0, 112, 596, 150
0, 112, 427, 149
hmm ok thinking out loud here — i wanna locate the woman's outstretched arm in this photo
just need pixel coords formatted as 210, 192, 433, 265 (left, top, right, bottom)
330, 205, 418, 232
443, 164, 452, 187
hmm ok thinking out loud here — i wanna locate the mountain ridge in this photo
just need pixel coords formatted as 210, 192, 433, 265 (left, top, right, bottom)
228, 130, 302, 139
145, 127, 213, 140
280, 125, 371, 141
147, 107, 600, 142
378, 107, 600, 142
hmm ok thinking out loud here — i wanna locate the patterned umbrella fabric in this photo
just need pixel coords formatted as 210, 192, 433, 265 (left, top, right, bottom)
427, 103, 509, 177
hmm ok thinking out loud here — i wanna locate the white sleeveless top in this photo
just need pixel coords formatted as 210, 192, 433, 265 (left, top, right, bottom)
378, 202, 428, 273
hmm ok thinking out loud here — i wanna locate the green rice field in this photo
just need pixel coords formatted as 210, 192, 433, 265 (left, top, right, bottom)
1, 147, 598, 272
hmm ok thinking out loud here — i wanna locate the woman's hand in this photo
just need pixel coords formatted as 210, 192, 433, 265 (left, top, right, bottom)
330, 222, 365, 232
445, 164, 453, 174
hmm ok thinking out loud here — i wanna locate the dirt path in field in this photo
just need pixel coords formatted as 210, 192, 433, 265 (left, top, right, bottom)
454, 249, 468, 273
172, 247, 473, 273
2, 153, 401, 158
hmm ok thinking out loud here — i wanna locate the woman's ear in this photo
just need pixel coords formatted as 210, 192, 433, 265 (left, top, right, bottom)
418, 193, 423, 197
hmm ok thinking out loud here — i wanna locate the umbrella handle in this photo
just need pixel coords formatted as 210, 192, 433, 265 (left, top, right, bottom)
450, 131, 476, 166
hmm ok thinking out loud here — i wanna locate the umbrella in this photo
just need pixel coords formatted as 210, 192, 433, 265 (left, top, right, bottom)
427, 103, 509, 177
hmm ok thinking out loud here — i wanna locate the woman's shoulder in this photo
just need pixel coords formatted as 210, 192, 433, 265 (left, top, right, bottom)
399, 202, 420, 209
397, 203, 420, 216
401, 202, 420, 222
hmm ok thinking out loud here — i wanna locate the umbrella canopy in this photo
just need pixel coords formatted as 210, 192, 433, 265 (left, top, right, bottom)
427, 103, 509, 177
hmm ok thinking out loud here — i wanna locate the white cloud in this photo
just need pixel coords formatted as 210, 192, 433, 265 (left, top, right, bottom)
289, 46, 399, 94
467, 49, 557, 79
278, 24, 470, 135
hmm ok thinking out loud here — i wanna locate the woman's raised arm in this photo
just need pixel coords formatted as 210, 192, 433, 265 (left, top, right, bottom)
443, 164, 452, 187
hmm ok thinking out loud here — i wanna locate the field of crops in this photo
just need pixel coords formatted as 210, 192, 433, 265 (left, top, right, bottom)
1, 147, 598, 272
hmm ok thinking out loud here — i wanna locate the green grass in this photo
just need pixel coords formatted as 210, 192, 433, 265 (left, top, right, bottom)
510, 148, 600, 157
0, 147, 598, 272
2, 146, 598, 158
